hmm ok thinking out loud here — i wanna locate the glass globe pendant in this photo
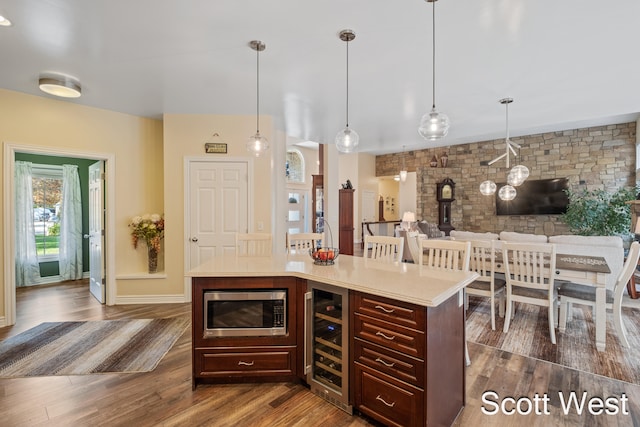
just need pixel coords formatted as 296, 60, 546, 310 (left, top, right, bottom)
418, 0, 449, 141
479, 180, 497, 196
499, 184, 517, 201
246, 40, 269, 157
418, 108, 450, 140
335, 29, 359, 153
247, 132, 269, 157
335, 127, 359, 153
507, 164, 529, 186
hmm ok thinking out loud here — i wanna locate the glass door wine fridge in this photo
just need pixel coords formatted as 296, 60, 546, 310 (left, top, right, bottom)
305, 281, 352, 414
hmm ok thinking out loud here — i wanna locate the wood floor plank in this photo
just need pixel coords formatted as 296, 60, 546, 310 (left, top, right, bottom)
2, 282, 640, 426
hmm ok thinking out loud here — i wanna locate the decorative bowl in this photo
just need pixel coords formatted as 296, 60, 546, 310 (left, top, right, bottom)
309, 247, 339, 265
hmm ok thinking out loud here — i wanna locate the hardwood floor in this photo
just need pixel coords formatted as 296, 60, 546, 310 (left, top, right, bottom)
2, 281, 640, 426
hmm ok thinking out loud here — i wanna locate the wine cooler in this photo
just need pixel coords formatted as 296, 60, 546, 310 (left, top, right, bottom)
305, 281, 352, 414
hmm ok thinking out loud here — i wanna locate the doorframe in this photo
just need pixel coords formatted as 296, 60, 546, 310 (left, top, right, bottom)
3, 142, 116, 326
182, 156, 254, 300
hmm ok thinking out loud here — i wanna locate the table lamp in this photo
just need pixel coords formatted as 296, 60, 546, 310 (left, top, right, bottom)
402, 211, 416, 230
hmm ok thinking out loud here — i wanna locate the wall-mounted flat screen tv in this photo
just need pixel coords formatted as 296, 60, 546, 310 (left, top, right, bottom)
495, 178, 569, 216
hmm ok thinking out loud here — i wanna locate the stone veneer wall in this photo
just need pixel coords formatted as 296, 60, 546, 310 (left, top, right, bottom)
376, 122, 636, 236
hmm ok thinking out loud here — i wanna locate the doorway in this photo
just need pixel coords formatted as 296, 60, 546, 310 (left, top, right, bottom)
185, 158, 252, 270
3, 143, 116, 326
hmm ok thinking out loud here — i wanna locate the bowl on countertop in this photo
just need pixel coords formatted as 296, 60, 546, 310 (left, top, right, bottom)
309, 247, 339, 265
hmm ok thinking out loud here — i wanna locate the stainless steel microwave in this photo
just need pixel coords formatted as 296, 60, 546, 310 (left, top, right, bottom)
203, 289, 286, 337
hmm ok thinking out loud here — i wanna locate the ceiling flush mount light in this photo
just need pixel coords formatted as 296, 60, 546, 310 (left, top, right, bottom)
418, 0, 449, 141
335, 29, 359, 153
247, 40, 269, 157
0, 15, 12, 26
38, 74, 81, 98
399, 145, 408, 182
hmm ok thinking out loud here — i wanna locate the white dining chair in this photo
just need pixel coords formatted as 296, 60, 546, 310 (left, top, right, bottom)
502, 242, 558, 344
286, 232, 324, 254
558, 241, 640, 348
364, 235, 404, 263
236, 233, 272, 256
419, 238, 472, 365
419, 239, 470, 271
466, 240, 505, 330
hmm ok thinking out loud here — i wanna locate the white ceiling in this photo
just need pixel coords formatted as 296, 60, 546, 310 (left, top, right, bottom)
1, 0, 639, 155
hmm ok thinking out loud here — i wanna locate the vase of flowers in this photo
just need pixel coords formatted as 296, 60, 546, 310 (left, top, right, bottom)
129, 213, 165, 274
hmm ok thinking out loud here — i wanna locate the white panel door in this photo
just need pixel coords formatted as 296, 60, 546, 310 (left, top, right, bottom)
188, 161, 248, 269
286, 190, 308, 234
88, 161, 105, 303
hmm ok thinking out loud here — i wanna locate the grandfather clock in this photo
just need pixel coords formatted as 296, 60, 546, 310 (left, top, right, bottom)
436, 178, 456, 236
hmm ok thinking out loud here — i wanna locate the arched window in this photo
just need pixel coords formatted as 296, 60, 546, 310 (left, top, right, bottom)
286, 149, 305, 183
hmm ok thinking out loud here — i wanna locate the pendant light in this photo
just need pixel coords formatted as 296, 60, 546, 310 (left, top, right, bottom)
399, 145, 408, 182
247, 40, 269, 157
480, 98, 529, 200
335, 29, 359, 153
504, 98, 529, 186
498, 184, 517, 201
418, 0, 450, 141
479, 159, 497, 196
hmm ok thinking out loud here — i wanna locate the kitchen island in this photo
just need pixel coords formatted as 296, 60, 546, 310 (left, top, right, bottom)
188, 254, 478, 427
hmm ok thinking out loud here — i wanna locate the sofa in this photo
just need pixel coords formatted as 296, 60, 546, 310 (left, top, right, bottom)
449, 230, 624, 291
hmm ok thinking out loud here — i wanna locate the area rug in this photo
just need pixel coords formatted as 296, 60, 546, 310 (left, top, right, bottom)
0, 317, 189, 377
466, 296, 640, 385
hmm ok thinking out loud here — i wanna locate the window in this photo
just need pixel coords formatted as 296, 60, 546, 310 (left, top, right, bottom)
32, 165, 63, 258
286, 150, 305, 183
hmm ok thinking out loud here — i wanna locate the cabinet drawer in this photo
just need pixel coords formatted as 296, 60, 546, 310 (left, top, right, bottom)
354, 338, 423, 388
194, 347, 296, 378
354, 363, 424, 427
353, 292, 425, 330
353, 313, 425, 359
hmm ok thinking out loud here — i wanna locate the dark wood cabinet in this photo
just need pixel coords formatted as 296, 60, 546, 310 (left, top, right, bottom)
339, 189, 355, 255
191, 273, 466, 425
350, 291, 464, 427
191, 277, 300, 387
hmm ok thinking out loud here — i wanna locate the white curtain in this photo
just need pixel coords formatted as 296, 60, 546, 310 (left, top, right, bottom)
15, 161, 41, 287
59, 164, 83, 280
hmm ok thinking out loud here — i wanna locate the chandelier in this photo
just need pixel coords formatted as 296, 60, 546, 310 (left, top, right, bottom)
479, 98, 529, 201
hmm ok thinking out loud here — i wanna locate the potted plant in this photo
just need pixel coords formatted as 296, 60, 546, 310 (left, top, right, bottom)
562, 186, 637, 241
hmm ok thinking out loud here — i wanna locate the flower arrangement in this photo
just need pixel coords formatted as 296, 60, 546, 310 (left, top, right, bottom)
129, 213, 165, 252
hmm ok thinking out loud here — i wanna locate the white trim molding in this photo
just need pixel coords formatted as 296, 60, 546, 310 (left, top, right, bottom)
3, 142, 117, 326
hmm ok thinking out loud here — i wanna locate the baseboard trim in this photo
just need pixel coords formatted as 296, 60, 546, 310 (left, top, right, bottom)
0, 316, 6, 327
114, 294, 188, 305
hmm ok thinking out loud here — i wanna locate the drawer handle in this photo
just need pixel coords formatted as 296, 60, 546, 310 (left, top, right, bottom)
376, 395, 396, 408
375, 357, 395, 368
374, 305, 395, 314
238, 360, 255, 366
375, 331, 396, 341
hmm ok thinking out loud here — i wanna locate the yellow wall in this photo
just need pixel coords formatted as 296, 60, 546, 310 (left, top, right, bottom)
0, 90, 279, 315
0, 88, 164, 318
378, 178, 400, 220
158, 114, 274, 298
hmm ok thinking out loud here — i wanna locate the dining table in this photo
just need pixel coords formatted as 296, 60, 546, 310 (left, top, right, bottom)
495, 253, 611, 352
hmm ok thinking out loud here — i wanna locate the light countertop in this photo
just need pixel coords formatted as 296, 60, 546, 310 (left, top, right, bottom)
187, 254, 479, 307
